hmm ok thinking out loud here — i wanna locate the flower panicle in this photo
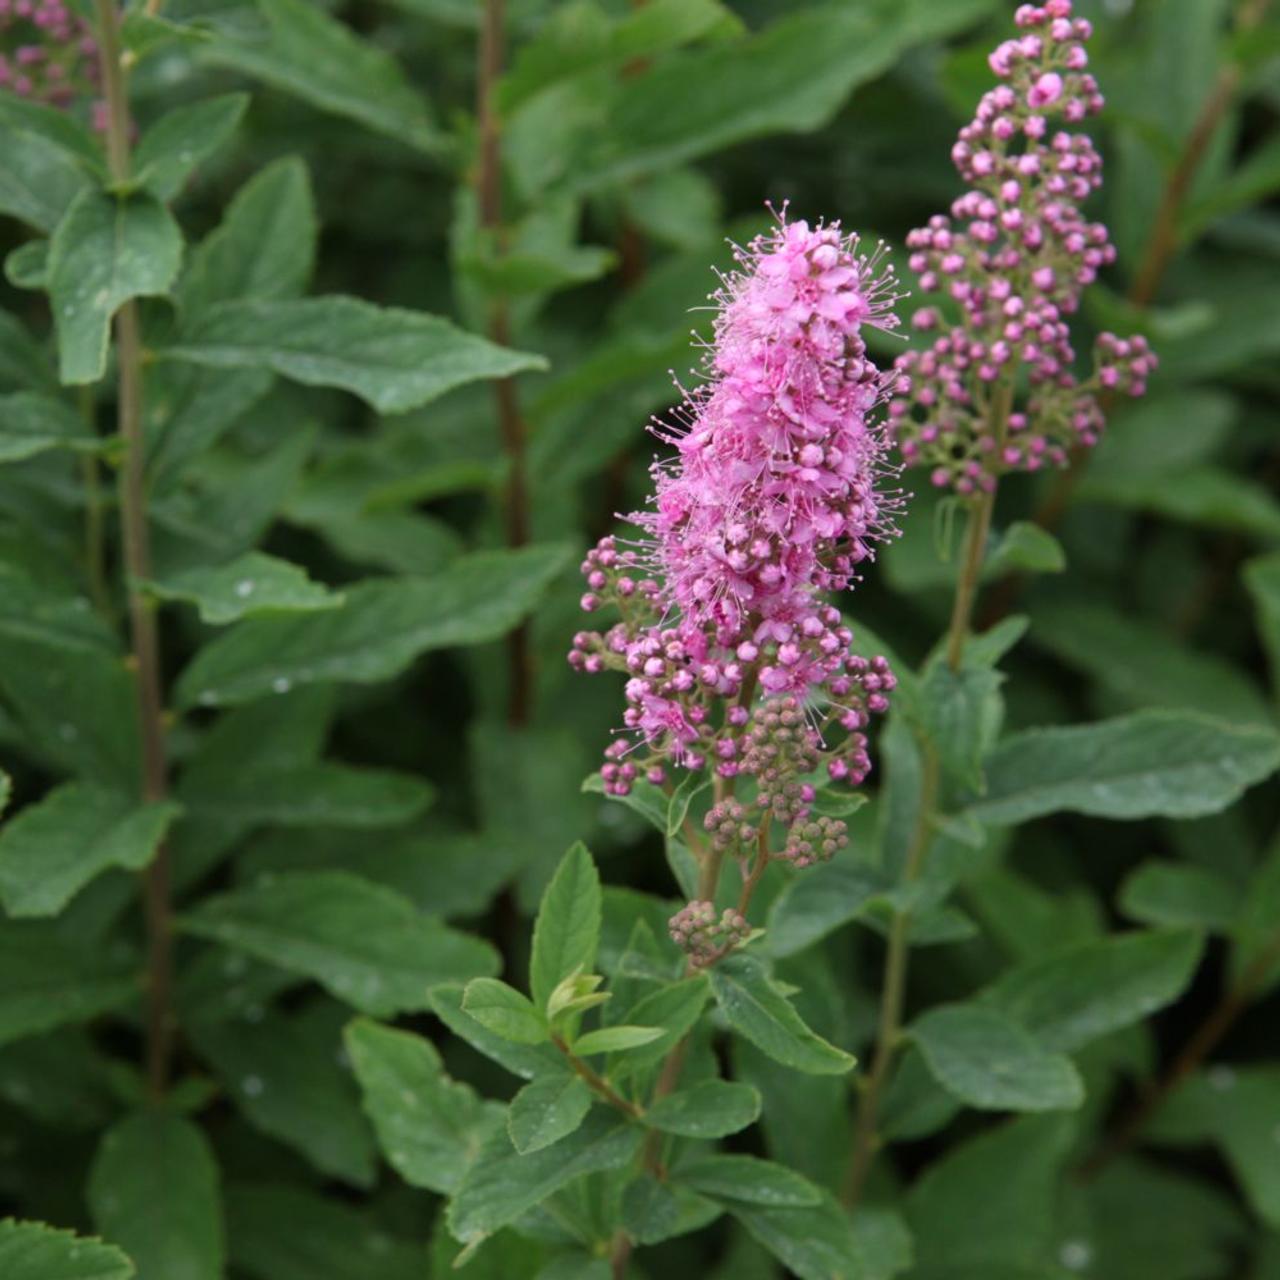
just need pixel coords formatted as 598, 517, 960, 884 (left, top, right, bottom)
0, 0, 103, 123
888, 0, 1155, 496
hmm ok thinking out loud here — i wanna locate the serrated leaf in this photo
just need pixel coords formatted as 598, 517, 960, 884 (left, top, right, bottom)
345, 1017, 503, 1194
161, 296, 545, 413
0, 784, 178, 918
190, 1004, 376, 1186
201, 0, 442, 152
448, 1109, 643, 1242
133, 94, 248, 201
0, 127, 91, 232
507, 1071, 593, 1154
0, 95, 103, 177
88, 1111, 223, 1280
429, 984, 563, 1080
225, 1183, 426, 1280
964, 711, 1280, 825
147, 551, 340, 624
0, 923, 137, 1047
908, 1004, 1084, 1112
675, 1154, 821, 1207
175, 544, 570, 707
462, 979, 549, 1045
181, 871, 499, 1016
179, 157, 316, 316
0, 1219, 134, 1280
0, 393, 99, 464
709, 953, 855, 1075
572, 1024, 661, 1055
1118, 861, 1243, 931
530, 842, 602, 1010
49, 189, 184, 385
980, 929, 1204, 1053
644, 1080, 761, 1138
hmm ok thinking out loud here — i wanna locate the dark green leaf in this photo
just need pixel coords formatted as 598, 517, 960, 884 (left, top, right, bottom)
133, 94, 248, 201
531, 841, 603, 1010
1119, 861, 1243, 931
644, 1080, 761, 1138
0, 1219, 134, 1280
147, 551, 340, 624
507, 1071, 593, 1154
0, 393, 101, 463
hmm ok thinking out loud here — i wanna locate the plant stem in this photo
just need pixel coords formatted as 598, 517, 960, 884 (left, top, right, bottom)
476, 0, 534, 728
552, 1036, 643, 1119
77, 390, 110, 618
1081, 926, 1280, 1178
94, 0, 174, 1099
842, 743, 939, 1208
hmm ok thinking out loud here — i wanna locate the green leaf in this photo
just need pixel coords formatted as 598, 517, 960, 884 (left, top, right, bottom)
984, 521, 1066, 577
1245, 551, 1280, 702
610, 975, 709, 1075
572, 1024, 661, 1055
0, 96, 103, 177
344, 1017, 503, 1194
0, 1219, 134, 1280
174, 545, 571, 707
766, 862, 886, 959
133, 94, 248, 201
5, 240, 48, 290
429, 984, 563, 1080
0, 923, 137, 1048
708, 953, 856, 1075
916, 661, 1003, 790
180, 761, 431, 828
729, 1193, 867, 1280
181, 871, 499, 1016
162, 296, 544, 413
189, 1005, 376, 1187
49, 189, 184, 385
225, 1183, 427, 1280
88, 1111, 223, 1280
147, 551, 341, 624
507, 1071, 593, 1154
201, 0, 441, 152
675, 1154, 821, 1207
0, 126, 91, 233
1029, 599, 1272, 725
179, 157, 317, 315
462, 979, 549, 1045
908, 1004, 1084, 1112
0, 393, 103, 463
964, 711, 1280, 825
0, 785, 178, 918
447, 1109, 643, 1243
981, 929, 1204, 1053
644, 1080, 761, 1138
1118, 861, 1243, 931
0, 311, 56, 393
530, 842, 602, 1009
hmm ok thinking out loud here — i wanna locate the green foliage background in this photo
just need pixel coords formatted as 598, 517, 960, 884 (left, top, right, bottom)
0, 0, 1279, 1277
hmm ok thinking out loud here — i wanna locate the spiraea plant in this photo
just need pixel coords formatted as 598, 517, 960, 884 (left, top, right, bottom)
1, 1, 1279, 1279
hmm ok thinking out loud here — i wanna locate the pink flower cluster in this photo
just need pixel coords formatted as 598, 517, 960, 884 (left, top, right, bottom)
570, 217, 900, 955
0, 0, 100, 116
888, 0, 1155, 495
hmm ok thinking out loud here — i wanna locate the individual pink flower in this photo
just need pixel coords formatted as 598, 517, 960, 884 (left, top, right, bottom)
888, 0, 1155, 496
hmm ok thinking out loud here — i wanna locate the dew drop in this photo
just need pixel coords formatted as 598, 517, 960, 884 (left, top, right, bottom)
272, 676, 291, 693
235, 579, 255, 598
242, 1075, 264, 1097
1059, 1240, 1092, 1272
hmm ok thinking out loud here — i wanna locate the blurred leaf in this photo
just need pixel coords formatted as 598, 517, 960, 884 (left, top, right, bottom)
531, 842, 602, 1009
1246, 551, 1280, 701
0, 1220, 134, 1280
189, 1003, 376, 1186
161, 296, 546, 414
0, 96, 104, 177
1119, 861, 1243, 931
49, 189, 184, 385
964, 711, 1280, 824
644, 1080, 761, 1138
1184, 135, 1280, 239
766, 862, 887, 958
0, 785, 178, 918
908, 1004, 1084, 1112
709, 953, 856, 1075
0, 393, 103, 463
985, 522, 1066, 577
175, 544, 571, 708
181, 871, 500, 1016
89, 1111, 223, 1280
507, 1071, 593, 1154
0, 923, 137, 1048
201, 0, 442, 152
1090, 390, 1235, 476
133, 94, 248, 201
916, 661, 1003, 789
147, 551, 340, 624
4, 241, 48, 291
447, 1109, 643, 1242
345, 1017, 503, 1193
225, 1183, 427, 1280
981, 929, 1204, 1053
